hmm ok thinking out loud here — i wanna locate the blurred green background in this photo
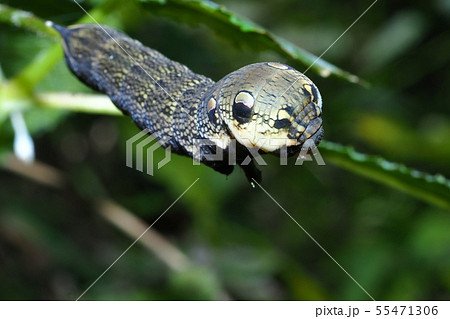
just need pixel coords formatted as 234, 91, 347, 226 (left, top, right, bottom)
0, 0, 449, 300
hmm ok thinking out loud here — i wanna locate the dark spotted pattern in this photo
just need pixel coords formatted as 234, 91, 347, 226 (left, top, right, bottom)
54, 23, 324, 183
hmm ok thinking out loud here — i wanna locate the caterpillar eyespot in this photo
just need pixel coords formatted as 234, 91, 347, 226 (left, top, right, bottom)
52, 23, 323, 183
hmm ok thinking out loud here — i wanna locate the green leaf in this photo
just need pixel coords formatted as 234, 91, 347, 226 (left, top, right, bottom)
319, 141, 450, 210
139, 0, 365, 85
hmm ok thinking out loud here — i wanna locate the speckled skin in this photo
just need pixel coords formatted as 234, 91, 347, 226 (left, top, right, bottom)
54, 24, 323, 182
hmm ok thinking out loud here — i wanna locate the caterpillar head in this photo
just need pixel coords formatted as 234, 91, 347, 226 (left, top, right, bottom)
205, 62, 323, 155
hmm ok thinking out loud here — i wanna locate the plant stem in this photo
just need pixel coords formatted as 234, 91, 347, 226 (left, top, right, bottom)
0, 0, 128, 122
35, 92, 121, 116
0, 4, 58, 38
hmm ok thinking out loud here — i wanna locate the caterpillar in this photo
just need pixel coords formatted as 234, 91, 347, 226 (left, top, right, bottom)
50, 23, 323, 183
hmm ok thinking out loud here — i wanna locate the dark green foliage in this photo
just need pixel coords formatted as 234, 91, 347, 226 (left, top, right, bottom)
0, 0, 449, 300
